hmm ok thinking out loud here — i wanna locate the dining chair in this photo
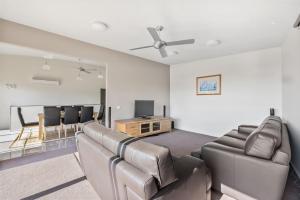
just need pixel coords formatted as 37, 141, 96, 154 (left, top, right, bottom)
62, 107, 79, 138
77, 106, 94, 130
97, 105, 105, 124
73, 105, 83, 112
44, 106, 61, 140
10, 107, 39, 148
60, 105, 72, 112
80, 106, 94, 123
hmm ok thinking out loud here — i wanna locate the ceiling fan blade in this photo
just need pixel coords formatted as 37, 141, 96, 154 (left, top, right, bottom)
166, 39, 195, 46
130, 45, 153, 50
83, 71, 91, 74
147, 27, 161, 42
159, 47, 168, 58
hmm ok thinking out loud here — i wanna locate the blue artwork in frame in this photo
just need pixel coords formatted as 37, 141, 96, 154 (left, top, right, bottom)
196, 74, 221, 95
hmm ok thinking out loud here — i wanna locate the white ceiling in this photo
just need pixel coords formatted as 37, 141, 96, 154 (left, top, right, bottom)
0, 42, 106, 68
0, 0, 299, 65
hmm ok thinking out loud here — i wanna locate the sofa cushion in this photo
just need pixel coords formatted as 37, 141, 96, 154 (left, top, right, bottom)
214, 135, 246, 149
238, 125, 258, 135
244, 132, 277, 159
244, 116, 283, 159
225, 129, 249, 140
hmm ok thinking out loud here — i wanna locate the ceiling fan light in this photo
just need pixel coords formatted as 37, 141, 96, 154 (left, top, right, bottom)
206, 40, 221, 47
168, 51, 179, 56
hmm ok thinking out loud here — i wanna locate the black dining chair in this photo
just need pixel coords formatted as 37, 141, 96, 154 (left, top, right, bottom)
78, 106, 94, 130
10, 107, 39, 148
62, 107, 79, 138
97, 105, 105, 124
44, 106, 61, 140
61, 106, 72, 112
73, 105, 83, 112
80, 106, 94, 123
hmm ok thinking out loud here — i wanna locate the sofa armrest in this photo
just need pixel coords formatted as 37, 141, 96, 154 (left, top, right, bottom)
152, 156, 211, 200
201, 143, 289, 200
115, 161, 158, 200
238, 125, 258, 135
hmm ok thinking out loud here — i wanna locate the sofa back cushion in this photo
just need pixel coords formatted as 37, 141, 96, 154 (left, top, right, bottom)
123, 140, 177, 188
245, 116, 282, 159
83, 122, 129, 155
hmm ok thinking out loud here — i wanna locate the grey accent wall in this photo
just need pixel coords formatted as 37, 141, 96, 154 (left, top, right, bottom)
0, 19, 170, 128
282, 28, 300, 177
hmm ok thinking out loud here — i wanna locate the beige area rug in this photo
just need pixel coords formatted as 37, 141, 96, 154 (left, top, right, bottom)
0, 154, 100, 200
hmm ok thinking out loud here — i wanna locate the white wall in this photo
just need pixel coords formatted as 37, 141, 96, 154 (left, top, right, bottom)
282, 28, 300, 177
170, 48, 282, 137
0, 55, 105, 130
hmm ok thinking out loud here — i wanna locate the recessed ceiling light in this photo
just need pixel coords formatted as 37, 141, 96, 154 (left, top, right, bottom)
205, 40, 221, 47
91, 21, 109, 31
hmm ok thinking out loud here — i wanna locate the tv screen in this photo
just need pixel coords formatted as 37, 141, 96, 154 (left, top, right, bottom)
134, 100, 154, 118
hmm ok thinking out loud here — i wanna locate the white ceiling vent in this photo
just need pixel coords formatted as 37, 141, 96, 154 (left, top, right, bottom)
31, 76, 60, 86
294, 14, 300, 28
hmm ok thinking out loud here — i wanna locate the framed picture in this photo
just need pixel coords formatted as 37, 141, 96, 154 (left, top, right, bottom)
196, 74, 221, 95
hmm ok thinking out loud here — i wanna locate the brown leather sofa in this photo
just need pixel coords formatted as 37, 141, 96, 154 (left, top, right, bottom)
76, 122, 212, 200
192, 116, 291, 200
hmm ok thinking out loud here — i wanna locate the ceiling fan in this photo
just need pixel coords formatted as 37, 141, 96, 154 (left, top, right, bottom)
77, 66, 97, 74
75, 59, 100, 80
130, 26, 195, 58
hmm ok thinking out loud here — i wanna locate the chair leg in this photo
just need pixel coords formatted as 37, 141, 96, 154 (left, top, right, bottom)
64, 126, 67, 138
9, 127, 24, 148
18, 127, 25, 140
43, 127, 47, 141
58, 127, 61, 139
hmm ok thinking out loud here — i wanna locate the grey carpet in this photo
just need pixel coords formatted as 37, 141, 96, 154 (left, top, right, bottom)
142, 129, 216, 158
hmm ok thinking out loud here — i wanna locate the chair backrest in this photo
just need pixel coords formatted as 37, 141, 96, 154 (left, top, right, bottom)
97, 104, 105, 120
17, 107, 26, 127
80, 106, 94, 123
61, 106, 72, 111
73, 105, 83, 112
44, 106, 61, 127
63, 107, 79, 125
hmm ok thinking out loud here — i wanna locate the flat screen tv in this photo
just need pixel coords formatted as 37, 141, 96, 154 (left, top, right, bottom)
134, 100, 154, 118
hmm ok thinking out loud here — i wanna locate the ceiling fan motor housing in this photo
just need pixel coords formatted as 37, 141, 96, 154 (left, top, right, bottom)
154, 41, 166, 49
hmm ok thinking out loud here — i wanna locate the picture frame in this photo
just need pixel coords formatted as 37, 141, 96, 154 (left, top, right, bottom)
196, 74, 221, 95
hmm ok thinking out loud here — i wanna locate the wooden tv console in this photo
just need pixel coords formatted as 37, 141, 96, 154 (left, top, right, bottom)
115, 116, 172, 137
